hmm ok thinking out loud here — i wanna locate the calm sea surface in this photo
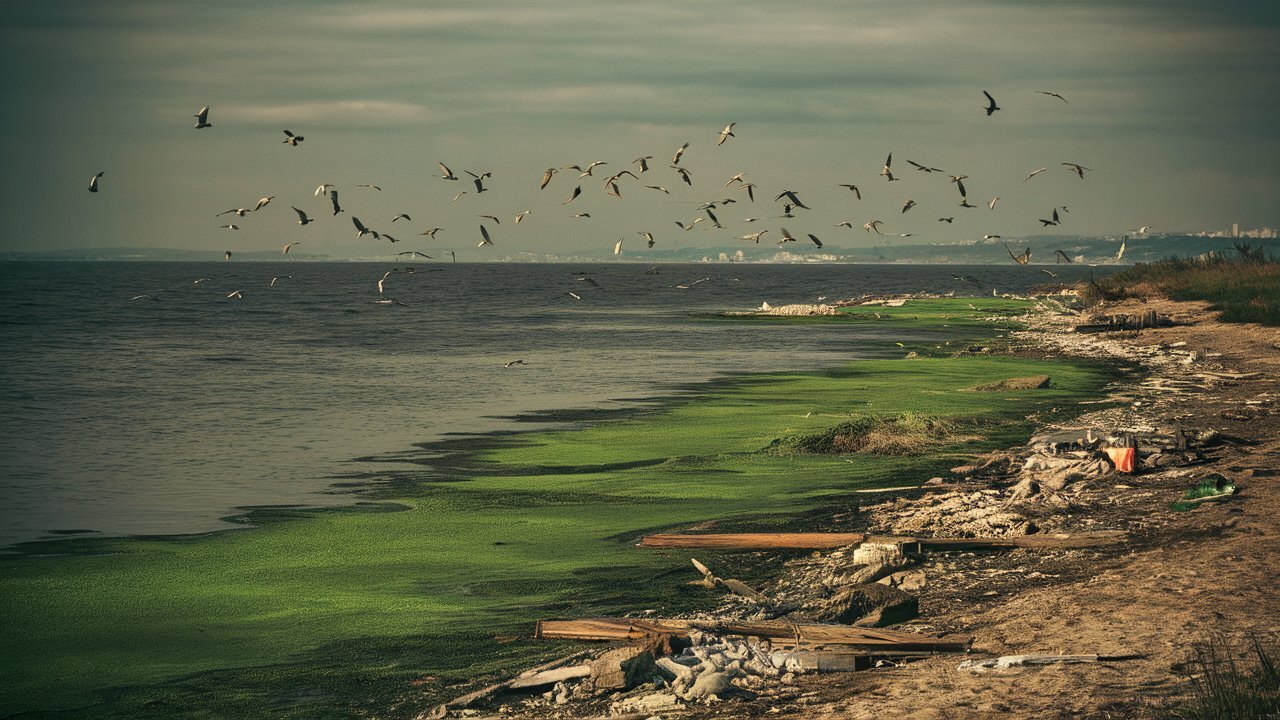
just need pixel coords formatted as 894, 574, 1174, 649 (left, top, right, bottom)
0, 261, 1114, 546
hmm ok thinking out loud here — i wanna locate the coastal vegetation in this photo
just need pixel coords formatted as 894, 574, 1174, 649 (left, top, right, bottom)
0, 298, 1114, 718
1085, 247, 1280, 325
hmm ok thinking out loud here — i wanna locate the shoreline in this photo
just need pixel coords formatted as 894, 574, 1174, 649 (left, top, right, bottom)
0, 296, 1119, 718
428, 294, 1280, 719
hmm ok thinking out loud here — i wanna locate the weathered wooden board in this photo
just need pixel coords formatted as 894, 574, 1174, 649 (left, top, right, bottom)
534, 618, 970, 651
639, 532, 867, 549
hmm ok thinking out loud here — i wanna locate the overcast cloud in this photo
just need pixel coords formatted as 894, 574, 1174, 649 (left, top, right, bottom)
1, 1, 1276, 256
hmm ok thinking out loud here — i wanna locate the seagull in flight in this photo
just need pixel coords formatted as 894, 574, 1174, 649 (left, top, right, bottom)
717, 122, 736, 146
1039, 208, 1061, 226
270, 275, 291, 287
224, 251, 233, 261
356, 184, 382, 191
540, 168, 557, 189
227, 290, 243, 299
938, 217, 954, 223
1003, 243, 1031, 265
88, 172, 104, 192
514, 210, 532, 223
807, 233, 823, 249
864, 219, 885, 234
613, 238, 624, 255
397, 251, 433, 259
672, 166, 693, 186
377, 270, 396, 294
902, 199, 917, 214
638, 231, 655, 248
1063, 163, 1091, 178
282, 241, 301, 255
291, 207, 313, 226
1023, 167, 1047, 182
392, 213, 411, 223
1116, 236, 1128, 260
777, 227, 798, 244
314, 184, 334, 196
254, 196, 274, 211
504, 360, 526, 368
194, 105, 212, 129
838, 184, 862, 199
1035, 90, 1068, 103
418, 227, 444, 237
329, 190, 343, 215
562, 185, 582, 204
450, 191, 468, 202
880, 153, 897, 181
740, 230, 768, 243
988, 196, 1000, 210
220, 224, 240, 230
836, 221, 854, 228
478, 224, 493, 247
906, 160, 944, 173
438, 162, 458, 180
217, 208, 251, 217
982, 90, 1001, 116
352, 217, 377, 239
633, 156, 653, 172
774, 190, 809, 209
282, 129, 304, 146
671, 142, 689, 165
466, 170, 491, 193
645, 185, 670, 194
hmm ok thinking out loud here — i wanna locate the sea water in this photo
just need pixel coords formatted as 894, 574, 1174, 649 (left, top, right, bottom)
0, 261, 1112, 546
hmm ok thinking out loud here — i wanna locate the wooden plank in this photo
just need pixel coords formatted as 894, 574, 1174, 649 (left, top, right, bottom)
639, 532, 866, 549
535, 618, 970, 652
639, 531, 1123, 551
868, 530, 1126, 552
507, 664, 590, 689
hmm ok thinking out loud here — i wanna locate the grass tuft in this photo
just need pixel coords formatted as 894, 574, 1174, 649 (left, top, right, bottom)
767, 413, 976, 457
1160, 635, 1280, 719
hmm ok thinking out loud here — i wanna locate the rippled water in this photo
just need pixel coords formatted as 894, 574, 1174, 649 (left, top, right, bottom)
0, 260, 1113, 545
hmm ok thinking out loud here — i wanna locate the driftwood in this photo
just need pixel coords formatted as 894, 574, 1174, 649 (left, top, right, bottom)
435, 649, 595, 712
534, 618, 971, 652
869, 530, 1127, 552
639, 531, 1123, 552
506, 664, 591, 689
641, 532, 867, 549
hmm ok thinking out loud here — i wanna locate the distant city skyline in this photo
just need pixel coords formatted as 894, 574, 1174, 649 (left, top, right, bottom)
1, 2, 1277, 259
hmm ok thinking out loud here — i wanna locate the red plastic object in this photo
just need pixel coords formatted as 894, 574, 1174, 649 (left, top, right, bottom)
1105, 447, 1136, 473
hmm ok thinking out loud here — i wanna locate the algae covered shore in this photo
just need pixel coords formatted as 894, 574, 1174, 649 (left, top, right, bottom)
0, 297, 1113, 718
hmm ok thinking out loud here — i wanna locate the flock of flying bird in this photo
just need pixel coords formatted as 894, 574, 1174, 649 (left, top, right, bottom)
99, 91, 1144, 311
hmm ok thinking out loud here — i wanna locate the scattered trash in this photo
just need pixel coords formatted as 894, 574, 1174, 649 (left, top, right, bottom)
959, 653, 1142, 671
1172, 474, 1237, 511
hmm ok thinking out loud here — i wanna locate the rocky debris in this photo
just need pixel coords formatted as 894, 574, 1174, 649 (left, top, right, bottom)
804, 583, 919, 627
972, 374, 1052, 391
756, 302, 838, 316
588, 645, 656, 691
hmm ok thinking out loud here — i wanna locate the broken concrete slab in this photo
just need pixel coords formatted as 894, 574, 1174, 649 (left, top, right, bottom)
588, 646, 656, 691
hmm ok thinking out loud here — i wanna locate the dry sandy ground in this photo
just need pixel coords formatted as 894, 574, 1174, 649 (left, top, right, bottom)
696, 297, 1280, 720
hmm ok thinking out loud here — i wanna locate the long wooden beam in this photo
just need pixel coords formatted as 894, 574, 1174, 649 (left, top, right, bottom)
534, 618, 970, 652
639, 532, 867, 549
638, 530, 1124, 551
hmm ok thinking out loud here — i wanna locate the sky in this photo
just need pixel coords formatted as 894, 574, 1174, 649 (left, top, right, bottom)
2, 1, 1278, 258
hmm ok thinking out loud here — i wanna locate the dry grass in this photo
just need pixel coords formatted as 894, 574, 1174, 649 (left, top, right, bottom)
1084, 252, 1280, 325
